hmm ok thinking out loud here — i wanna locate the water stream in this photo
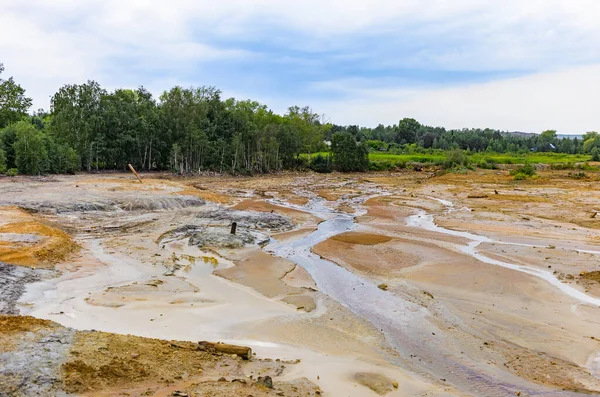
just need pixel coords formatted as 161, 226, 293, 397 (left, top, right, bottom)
266, 196, 597, 397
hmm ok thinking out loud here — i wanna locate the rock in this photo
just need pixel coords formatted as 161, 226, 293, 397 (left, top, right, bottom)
172, 392, 188, 397
354, 372, 395, 395
392, 381, 398, 389
378, 284, 389, 291
232, 379, 247, 384
144, 279, 164, 287
255, 376, 273, 389
218, 377, 227, 382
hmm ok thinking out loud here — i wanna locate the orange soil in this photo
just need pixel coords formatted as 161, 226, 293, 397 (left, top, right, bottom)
0, 207, 78, 268
331, 232, 392, 245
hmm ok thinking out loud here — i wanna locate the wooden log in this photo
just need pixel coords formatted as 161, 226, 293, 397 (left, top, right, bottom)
230, 222, 237, 235
128, 164, 143, 183
197, 341, 252, 360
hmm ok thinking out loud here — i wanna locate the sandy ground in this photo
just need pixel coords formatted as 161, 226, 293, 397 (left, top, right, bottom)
1, 170, 600, 396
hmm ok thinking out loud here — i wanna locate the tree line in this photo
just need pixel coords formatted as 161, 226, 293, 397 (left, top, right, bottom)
1, 63, 599, 175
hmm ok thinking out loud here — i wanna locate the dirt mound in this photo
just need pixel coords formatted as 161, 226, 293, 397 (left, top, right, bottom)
0, 315, 55, 334
1, 316, 318, 396
116, 195, 205, 211
197, 208, 294, 231
62, 332, 222, 394
0, 208, 78, 267
581, 271, 600, 282
0, 315, 75, 396
19, 195, 206, 214
354, 372, 396, 395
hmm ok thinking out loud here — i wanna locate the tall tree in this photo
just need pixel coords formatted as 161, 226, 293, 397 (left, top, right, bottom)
331, 131, 369, 172
395, 118, 421, 144
50, 81, 105, 171
0, 64, 33, 128
12, 121, 47, 175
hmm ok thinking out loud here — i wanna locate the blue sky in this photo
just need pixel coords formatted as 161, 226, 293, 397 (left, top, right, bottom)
1, 0, 599, 133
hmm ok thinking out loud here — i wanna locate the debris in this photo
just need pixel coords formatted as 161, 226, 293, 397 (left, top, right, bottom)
198, 341, 253, 360
378, 284, 389, 291
255, 376, 273, 389
128, 164, 143, 183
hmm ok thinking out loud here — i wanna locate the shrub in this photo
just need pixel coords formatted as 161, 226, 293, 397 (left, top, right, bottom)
550, 162, 574, 170
310, 154, 332, 173
369, 160, 395, 171
510, 163, 536, 177
443, 150, 470, 170
0, 147, 6, 174
477, 158, 497, 170
6, 168, 18, 177
591, 147, 600, 161
513, 173, 528, 181
331, 132, 369, 172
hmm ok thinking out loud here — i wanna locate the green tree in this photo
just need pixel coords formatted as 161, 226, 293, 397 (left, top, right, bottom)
44, 135, 79, 173
0, 123, 18, 169
331, 131, 369, 172
0, 146, 6, 173
591, 147, 600, 161
583, 132, 600, 153
12, 121, 47, 175
0, 64, 33, 128
537, 130, 557, 152
50, 81, 105, 171
395, 118, 421, 144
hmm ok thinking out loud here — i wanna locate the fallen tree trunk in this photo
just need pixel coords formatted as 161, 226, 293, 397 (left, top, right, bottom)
198, 341, 252, 360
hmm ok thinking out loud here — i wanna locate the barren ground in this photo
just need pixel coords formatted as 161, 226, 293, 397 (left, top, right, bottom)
1, 169, 600, 396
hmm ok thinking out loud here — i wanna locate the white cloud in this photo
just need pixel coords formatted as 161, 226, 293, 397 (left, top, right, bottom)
314, 64, 600, 134
1, 0, 600, 132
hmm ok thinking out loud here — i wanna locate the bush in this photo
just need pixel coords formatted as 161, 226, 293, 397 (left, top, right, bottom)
513, 173, 528, 181
591, 147, 600, 161
369, 160, 398, 171
309, 154, 332, 173
477, 158, 497, 169
443, 150, 470, 170
331, 132, 369, 172
550, 162, 574, 170
6, 168, 18, 177
510, 163, 536, 177
0, 147, 6, 174
290, 156, 308, 170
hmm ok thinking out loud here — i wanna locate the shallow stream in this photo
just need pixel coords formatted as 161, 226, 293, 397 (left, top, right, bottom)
266, 195, 596, 396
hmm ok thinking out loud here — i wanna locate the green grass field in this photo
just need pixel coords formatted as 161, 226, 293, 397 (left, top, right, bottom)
370, 152, 593, 165
305, 151, 593, 166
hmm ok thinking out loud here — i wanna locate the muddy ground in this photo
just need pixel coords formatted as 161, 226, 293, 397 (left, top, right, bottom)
1, 170, 600, 396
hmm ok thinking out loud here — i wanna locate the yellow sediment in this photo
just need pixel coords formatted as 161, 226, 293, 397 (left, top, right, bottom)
0, 207, 78, 268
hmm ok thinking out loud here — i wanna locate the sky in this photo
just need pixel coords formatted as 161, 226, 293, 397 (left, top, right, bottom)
1, 0, 599, 134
